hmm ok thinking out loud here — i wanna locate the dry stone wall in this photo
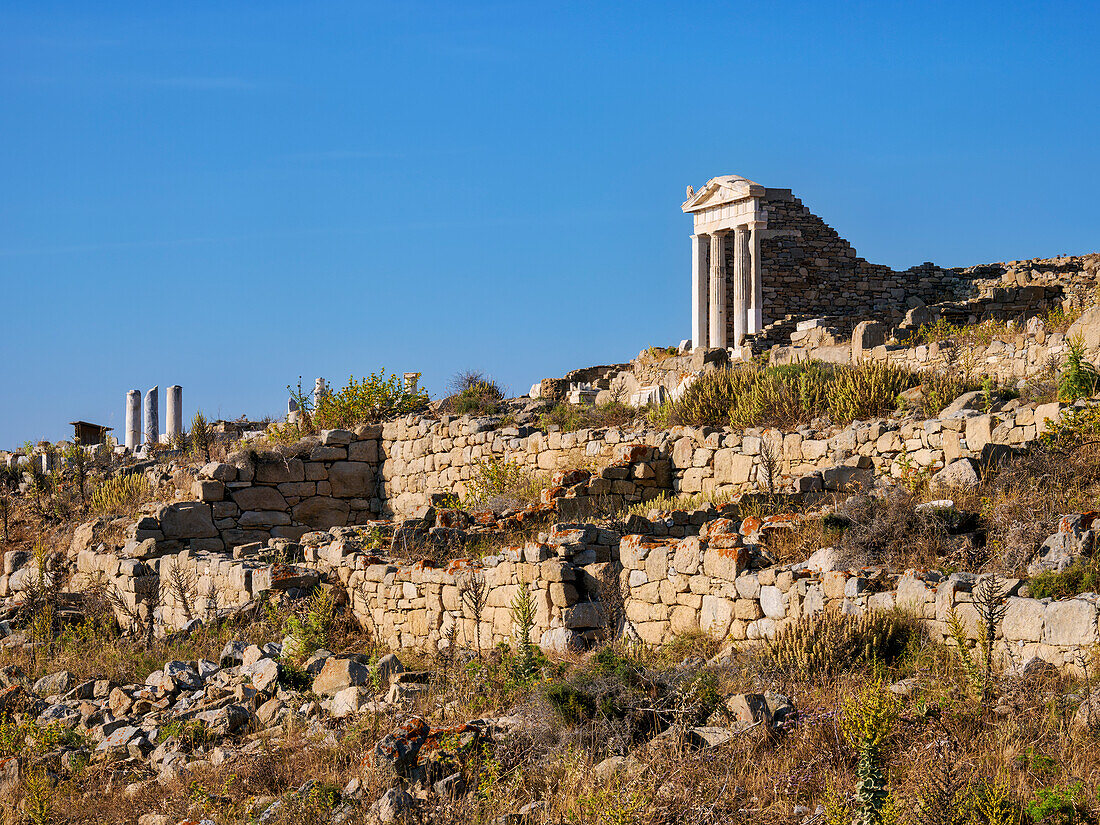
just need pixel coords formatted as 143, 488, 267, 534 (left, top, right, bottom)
87, 519, 1100, 671
617, 530, 1100, 669
747, 188, 1099, 337
120, 393, 1081, 562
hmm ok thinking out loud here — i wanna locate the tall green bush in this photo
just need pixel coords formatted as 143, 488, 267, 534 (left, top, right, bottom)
312, 371, 429, 429
673, 361, 921, 429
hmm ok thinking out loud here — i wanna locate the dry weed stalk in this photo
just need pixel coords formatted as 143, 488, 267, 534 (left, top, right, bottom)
459, 567, 488, 658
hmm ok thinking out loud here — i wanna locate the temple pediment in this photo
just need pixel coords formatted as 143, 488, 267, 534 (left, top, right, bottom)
682, 175, 765, 213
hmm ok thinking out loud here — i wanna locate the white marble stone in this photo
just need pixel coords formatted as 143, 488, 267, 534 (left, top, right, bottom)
143, 386, 159, 446
166, 385, 183, 439
125, 390, 141, 451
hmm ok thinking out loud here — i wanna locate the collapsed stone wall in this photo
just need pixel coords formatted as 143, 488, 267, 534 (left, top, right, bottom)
745, 187, 1100, 338
84, 517, 1100, 671
777, 324, 1071, 385
617, 530, 1100, 669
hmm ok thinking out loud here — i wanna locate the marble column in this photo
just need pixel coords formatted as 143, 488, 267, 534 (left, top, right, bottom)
143, 386, 159, 446
749, 226, 763, 334
708, 231, 727, 349
733, 227, 752, 345
166, 385, 183, 439
691, 233, 709, 349
125, 390, 141, 451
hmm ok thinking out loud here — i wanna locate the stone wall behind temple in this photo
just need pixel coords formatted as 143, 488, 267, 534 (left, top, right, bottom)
733, 188, 1100, 339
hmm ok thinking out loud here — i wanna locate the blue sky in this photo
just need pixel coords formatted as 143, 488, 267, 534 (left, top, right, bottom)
1, 1, 1098, 448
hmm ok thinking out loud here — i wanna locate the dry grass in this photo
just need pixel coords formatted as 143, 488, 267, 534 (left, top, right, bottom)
6, 608, 1100, 825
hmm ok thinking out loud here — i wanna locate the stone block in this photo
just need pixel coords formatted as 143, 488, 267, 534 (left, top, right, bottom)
349, 441, 379, 462
713, 450, 753, 485
702, 544, 747, 581
734, 599, 763, 621
670, 605, 700, 635
191, 479, 224, 502
254, 457, 305, 484
238, 510, 292, 527
759, 585, 787, 619
1003, 597, 1044, 642
672, 537, 702, 576
200, 462, 237, 482
700, 595, 733, 639
1043, 599, 1098, 646
329, 462, 374, 498
292, 497, 350, 529
231, 486, 289, 512
310, 446, 348, 461
159, 502, 217, 540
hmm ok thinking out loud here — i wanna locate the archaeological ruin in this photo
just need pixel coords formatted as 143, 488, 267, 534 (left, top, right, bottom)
682, 174, 1095, 354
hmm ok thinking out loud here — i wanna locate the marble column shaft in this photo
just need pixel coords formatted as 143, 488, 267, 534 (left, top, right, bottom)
733, 227, 751, 344
691, 234, 709, 349
125, 390, 141, 450
708, 232, 727, 349
749, 227, 763, 334
144, 386, 159, 446
166, 385, 183, 438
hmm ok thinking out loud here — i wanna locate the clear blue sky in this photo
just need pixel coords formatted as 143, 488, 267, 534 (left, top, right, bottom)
2, 1, 1098, 448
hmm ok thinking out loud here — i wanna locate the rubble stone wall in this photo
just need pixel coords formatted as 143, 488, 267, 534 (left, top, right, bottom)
616, 531, 1100, 669
748, 189, 1099, 335
80, 522, 1100, 671
115, 394, 1076, 563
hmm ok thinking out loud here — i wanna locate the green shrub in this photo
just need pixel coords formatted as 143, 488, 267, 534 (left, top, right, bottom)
461, 456, 546, 512
1039, 404, 1100, 451
1058, 338, 1098, 402
453, 379, 505, 415
919, 369, 977, 417
538, 401, 638, 432
673, 361, 920, 429
544, 681, 598, 724
830, 361, 918, 422
1025, 782, 1090, 824
90, 473, 151, 515
1027, 560, 1100, 600
674, 368, 755, 427
283, 586, 335, 661
764, 608, 919, 676
308, 371, 428, 430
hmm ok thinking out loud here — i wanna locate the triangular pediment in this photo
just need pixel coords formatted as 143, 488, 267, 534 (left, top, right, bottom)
682, 175, 764, 212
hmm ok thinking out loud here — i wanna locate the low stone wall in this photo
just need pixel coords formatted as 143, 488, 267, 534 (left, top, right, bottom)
83, 519, 1100, 671
777, 323, 1072, 385
617, 530, 1099, 669
115, 392, 1085, 563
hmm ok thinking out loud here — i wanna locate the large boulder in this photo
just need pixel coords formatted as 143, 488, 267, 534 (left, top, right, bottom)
372, 717, 430, 776
930, 458, 981, 491
312, 657, 373, 697
158, 502, 218, 540
1067, 306, 1100, 351
292, 497, 350, 529
328, 462, 374, 498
